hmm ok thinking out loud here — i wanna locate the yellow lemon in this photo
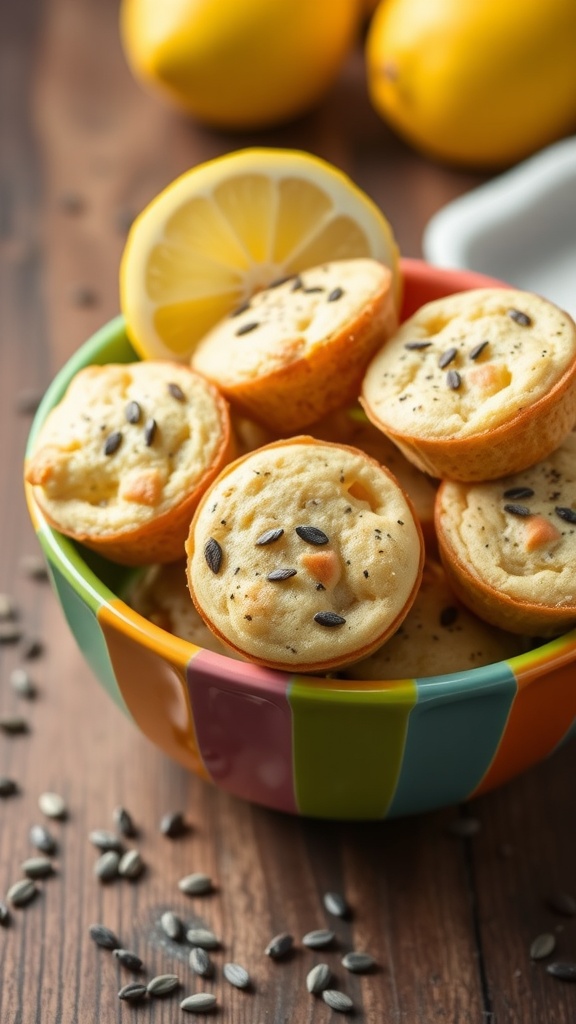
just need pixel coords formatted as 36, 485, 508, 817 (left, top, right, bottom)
120, 147, 400, 362
120, 0, 361, 130
366, 0, 576, 169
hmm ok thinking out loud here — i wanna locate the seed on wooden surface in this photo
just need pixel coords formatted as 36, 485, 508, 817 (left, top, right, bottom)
113, 949, 144, 972
146, 973, 180, 997
15, 388, 44, 415
8, 879, 38, 907
295, 525, 329, 546
160, 810, 188, 837
223, 962, 250, 989
341, 951, 376, 973
118, 982, 147, 1003
0, 621, 22, 644
103, 430, 123, 456
546, 961, 576, 982
21, 857, 54, 879
20, 554, 49, 581
507, 308, 531, 327
204, 537, 223, 575
265, 932, 294, 959
555, 506, 576, 525
547, 891, 576, 916
313, 611, 346, 627
89, 829, 123, 852
38, 792, 67, 819
10, 667, 37, 698
167, 382, 186, 402
0, 901, 11, 926
302, 929, 335, 949
256, 527, 284, 546
124, 400, 142, 424
446, 816, 481, 838
0, 592, 17, 620
323, 891, 349, 918
94, 850, 120, 882
113, 806, 137, 837
322, 989, 353, 1012
161, 910, 185, 941
0, 777, 18, 797
306, 963, 332, 994
89, 923, 120, 949
118, 849, 144, 879
189, 946, 214, 977
180, 993, 217, 1013
29, 824, 57, 855
530, 933, 556, 960
71, 284, 99, 308
178, 872, 213, 896
186, 927, 220, 949
0, 716, 28, 734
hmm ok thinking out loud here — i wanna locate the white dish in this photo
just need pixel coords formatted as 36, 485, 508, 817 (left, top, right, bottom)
423, 136, 576, 317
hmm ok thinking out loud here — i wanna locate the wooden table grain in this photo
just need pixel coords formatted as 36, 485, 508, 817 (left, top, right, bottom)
2, 1, 576, 1021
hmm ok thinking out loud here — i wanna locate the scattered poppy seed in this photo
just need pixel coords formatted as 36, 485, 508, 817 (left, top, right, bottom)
204, 538, 223, 574
103, 431, 122, 456
256, 527, 284, 546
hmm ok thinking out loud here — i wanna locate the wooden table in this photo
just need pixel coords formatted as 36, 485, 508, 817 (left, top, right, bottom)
2, 1, 576, 1021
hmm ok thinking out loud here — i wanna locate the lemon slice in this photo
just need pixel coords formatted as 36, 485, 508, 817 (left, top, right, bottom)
120, 147, 401, 362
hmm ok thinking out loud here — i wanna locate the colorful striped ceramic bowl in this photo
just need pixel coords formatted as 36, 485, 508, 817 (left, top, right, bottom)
25, 259, 576, 819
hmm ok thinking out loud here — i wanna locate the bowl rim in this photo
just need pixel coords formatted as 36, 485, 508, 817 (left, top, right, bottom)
24, 257, 576, 703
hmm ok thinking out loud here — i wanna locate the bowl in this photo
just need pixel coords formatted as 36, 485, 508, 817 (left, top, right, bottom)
25, 258, 576, 820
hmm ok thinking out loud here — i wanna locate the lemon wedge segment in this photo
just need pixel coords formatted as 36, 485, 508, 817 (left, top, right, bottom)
120, 148, 400, 361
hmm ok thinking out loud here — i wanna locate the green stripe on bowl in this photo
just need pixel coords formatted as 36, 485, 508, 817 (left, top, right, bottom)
387, 661, 517, 817
289, 677, 417, 820
46, 558, 130, 716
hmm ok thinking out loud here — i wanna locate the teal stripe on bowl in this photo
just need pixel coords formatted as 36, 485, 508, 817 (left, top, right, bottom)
387, 661, 517, 817
47, 560, 130, 716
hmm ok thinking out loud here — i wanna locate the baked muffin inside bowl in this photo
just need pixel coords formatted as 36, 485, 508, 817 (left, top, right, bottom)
24, 259, 576, 820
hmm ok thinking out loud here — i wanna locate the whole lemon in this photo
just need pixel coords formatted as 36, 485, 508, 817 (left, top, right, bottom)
120, 0, 361, 130
366, 0, 576, 169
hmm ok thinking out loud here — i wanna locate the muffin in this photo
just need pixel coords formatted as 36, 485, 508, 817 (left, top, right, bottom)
25, 361, 234, 565
191, 258, 397, 433
342, 560, 527, 680
125, 560, 244, 658
435, 432, 576, 636
361, 288, 576, 481
309, 405, 438, 548
186, 436, 424, 673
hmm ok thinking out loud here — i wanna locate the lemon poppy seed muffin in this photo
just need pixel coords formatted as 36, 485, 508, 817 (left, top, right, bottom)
25, 361, 234, 565
435, 432, 576, 636
191, 258, 397, 433
361, 288, 576, 481
186, 436, 424, 673
343, 560, 527, 680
